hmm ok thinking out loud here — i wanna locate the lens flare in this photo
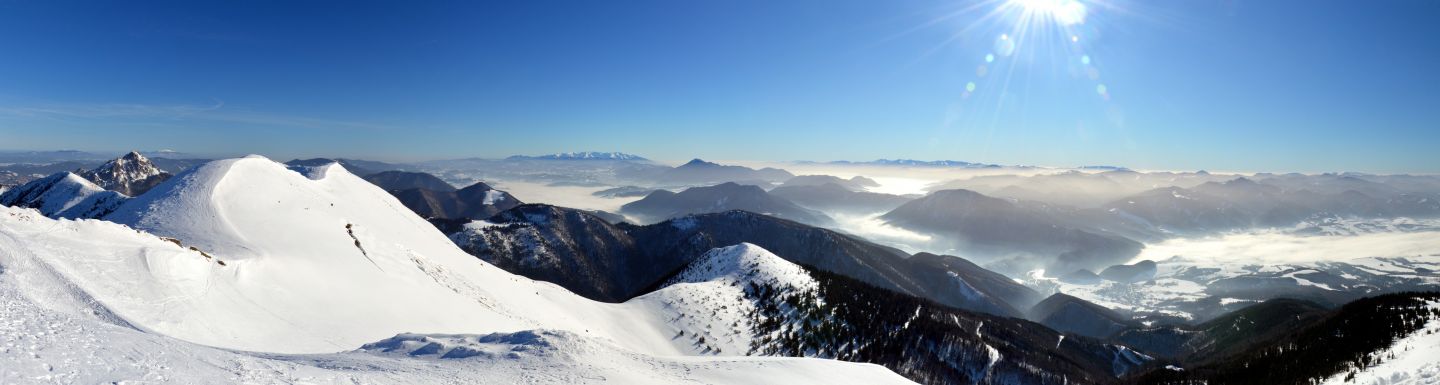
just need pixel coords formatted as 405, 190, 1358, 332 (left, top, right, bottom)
994, 34, 1016, 56
1009, 0, 1087, 26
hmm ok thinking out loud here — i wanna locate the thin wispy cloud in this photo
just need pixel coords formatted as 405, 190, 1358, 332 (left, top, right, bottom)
0, 101, 395, 131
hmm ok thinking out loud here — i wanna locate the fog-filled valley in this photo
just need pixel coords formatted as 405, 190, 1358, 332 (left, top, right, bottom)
3, 150, 1437, 384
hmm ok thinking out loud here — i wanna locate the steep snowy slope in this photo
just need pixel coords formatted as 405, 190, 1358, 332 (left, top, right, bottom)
80, 156, 759, 355
0, 158, 757, 358
1132, 293, 1440, 385
0, 172, 127, 219
1318, 300, 1440, 385
0, 221, 912, 384
612, 242, 1156, 384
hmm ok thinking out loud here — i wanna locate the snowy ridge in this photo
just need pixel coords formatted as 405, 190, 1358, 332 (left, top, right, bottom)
0, 224, 910, 384
0, 155, 914, 383
42, 155, 654, 353
629, 243, 820, 356
0, 172, 128, 219
664, 243, 819, 291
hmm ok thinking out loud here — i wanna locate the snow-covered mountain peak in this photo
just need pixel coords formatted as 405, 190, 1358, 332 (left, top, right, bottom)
665, 243, 818, 292
624, 244, 822, 356
104, 155, 464, 263
84, 151, 164, 182
76, 151, 171, 196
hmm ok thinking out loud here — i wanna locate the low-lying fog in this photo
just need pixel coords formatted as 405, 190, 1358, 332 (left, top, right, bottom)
829, 212, 935, 253
486, 180, 641, 214
1132, 225, 1440, 266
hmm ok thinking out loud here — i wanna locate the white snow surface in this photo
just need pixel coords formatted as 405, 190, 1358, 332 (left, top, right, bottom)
0, 156, 913, 384
626, 243, 821, 356
662, 243, 819, 291
0, 236, 908, 384
1319, 301, 1440, 385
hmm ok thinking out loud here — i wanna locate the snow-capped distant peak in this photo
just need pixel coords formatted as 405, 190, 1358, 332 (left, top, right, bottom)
665, 243, 817, 291
77, 151, 171, 196
90, 151, 164, 181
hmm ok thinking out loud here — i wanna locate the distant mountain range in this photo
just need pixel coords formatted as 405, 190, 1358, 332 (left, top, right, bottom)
881, 189, 1145, 275
822, 159, 1005, 168
620, 182, 831, 225
639, 159, 794, 186
769, 182, 913, 214
361, 170, 457, 192
505, 152, 648, 161
285, 158, 411, 177
774, 174, 880, 190
453, 204, 1040, 317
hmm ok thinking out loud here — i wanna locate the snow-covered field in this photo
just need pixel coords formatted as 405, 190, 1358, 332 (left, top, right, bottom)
0, 272, 903, 384
0, 156, 914, 384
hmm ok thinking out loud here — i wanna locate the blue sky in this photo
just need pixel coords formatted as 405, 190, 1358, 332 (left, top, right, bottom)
0, 0, 1437, 172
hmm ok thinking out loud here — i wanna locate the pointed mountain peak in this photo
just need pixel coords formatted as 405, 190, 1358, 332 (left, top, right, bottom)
1227, 176, 1257, 185
77, 152, 169, 196
682, 158, 718, 167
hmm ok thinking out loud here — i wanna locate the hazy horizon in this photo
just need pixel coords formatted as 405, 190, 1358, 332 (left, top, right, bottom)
2, 1, 1438, 173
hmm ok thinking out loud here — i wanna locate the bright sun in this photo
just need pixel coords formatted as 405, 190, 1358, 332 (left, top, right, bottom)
1008, 0, 1087, 26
